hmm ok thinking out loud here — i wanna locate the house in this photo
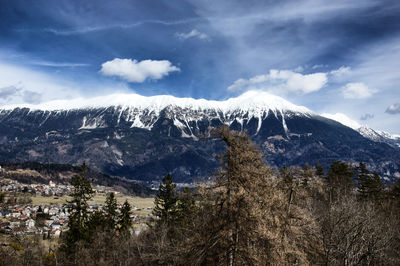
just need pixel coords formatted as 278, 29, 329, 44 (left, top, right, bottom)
49, 180, 56, 187
1, 211, 10, 217
9, 221, 20, 229
26, 219, 35, 229
44, 220, 54, 227
18, 214, 28, 220
51, 223, 61, 230
52, 228, 61, 237
48, 208, 58, 216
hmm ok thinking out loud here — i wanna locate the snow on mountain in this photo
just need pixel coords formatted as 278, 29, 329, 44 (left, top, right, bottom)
0, 90, 314, 136
0, 90, 312, 114
321, 113, 400, 148
357, 126, 400, 148
2, 90, 397, 146
321, 113, 361, 130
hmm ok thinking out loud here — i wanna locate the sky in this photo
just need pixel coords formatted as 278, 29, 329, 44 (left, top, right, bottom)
0, 0, 399, 133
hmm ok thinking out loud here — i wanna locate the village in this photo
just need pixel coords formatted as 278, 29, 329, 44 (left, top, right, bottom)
0, 177, 154, 238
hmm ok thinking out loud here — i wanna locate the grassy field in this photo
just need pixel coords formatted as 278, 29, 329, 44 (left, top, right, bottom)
31, 194, 154, 215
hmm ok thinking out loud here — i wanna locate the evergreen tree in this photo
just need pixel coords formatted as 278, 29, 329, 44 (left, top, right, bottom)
315, 162, 324, 177
105, 192, 118, 230
61, 162, 94, 255
152, 173, 178, 228
87, 210, 107, 236
118, 200, 132, 235
280, 165, 293, 184
0, 192, 5, 204
327, 160, 354, 202
176, 187, 197, 227
389, 179, 400, 211
357, 163, 384, 202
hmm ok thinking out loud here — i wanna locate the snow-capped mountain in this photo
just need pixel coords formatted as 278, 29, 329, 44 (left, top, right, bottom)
357, 126, 400, 149
321, 113, 400, 149
1, 91, 312, 137
1, 91, 400, 182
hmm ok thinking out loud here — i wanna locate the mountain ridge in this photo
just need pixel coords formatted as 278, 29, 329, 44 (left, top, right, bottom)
1, 91, 399, 183
0, 90, 312, 114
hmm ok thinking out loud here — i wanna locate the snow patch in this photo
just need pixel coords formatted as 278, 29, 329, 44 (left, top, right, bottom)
79, 116, 103, 129
321, 113, 361, 130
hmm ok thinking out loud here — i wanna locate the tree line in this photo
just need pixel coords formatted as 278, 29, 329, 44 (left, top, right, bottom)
1, 127, 400, 265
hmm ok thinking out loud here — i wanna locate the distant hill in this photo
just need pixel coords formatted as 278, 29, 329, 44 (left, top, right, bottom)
0, 162, 153, 196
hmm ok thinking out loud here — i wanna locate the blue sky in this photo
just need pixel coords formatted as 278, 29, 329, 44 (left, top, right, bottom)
0, 0, 399, 133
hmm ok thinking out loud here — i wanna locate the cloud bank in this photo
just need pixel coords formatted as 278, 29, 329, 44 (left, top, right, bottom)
227, 69, 327, 95
100, 58, 180, 83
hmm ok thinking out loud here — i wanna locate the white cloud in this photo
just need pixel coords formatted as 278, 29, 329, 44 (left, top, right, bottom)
0, 86, 21, 100
0, 62, 80, 106
341, 82, 377, 99
100, 58, 180, 83
321, 112, 361, 130
293, 66, 304, 72
227, 69, 327, 95
29, 61, 89, 67
385, 103, 400, 115
312, 64, 328, 69
330, 66, 351, 77
175, 29, 210, 41
22, 90, 42, 104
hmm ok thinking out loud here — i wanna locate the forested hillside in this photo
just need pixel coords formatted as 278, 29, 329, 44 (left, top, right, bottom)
1, 128, 400, 265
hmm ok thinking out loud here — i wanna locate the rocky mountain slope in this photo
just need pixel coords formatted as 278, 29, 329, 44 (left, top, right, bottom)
321, 113, 400, 149
357, 126, 400, 149
1, 91, 399, 182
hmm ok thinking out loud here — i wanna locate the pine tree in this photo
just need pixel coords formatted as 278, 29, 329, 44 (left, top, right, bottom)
61, 162, 94, 255
87, 210, 107, 236
0, 192, 5, 204
357, 163, 384, 202
327, 160, 354, 202
118, 200, 132, 235
315, 162, 325, 177
152, 173, 178, 228
105, 192, 118, 230
389, 179, 400, 211
176, 187, 197, 227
